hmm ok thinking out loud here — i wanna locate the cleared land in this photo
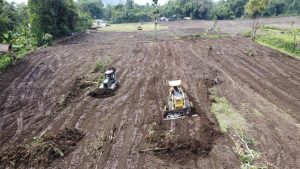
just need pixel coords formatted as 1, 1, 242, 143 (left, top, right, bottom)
0, 17, 300, 169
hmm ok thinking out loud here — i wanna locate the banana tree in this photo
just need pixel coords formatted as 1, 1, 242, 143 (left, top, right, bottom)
2, 31, 17, 62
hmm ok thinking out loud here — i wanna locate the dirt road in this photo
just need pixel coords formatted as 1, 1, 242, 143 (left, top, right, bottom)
1, 18, 300, 169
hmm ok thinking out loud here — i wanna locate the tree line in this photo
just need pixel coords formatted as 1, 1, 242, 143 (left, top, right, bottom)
1, 0, 300, 44
161, 0, 300, 20
80, 0, 300, 22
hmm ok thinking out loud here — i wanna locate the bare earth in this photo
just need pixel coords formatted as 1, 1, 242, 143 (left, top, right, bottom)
0, 17, 300, 169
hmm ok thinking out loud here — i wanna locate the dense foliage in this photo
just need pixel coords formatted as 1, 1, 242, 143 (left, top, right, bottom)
160, 0, 299, 20
0, 0, 93, 70
79, 0, 105, 19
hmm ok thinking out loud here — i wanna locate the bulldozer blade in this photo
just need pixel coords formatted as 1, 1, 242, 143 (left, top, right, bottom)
163, 108, 191, 120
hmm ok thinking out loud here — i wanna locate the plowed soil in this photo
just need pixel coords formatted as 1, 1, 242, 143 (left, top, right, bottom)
0, 17, 300, 169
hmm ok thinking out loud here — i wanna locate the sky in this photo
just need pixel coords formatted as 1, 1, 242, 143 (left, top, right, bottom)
6, 0, 170, 5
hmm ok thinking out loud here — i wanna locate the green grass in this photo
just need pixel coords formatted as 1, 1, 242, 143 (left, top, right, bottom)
211, 96, 248, 133
256, 38, 300, 59
0, 54, 13, 71
94, 60, 110, 73
100, 22, 168, 32
256, 26, 300, 59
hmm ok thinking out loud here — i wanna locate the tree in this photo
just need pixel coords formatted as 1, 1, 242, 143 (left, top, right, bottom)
212, 0, 235, 20
264, 0, 285, 16
2, 31, 17, 61
245, 0, 268, 40
227, 0, 248, 18
79, 0, 104, 19
153, 0, 159, 40
28, 0, 79, 45
160, 0, 213, 20
126, 0, 134, 9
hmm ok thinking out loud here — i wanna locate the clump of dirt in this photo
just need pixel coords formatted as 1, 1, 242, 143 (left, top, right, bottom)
0, 128, 84, 168
144, 121, 220, 164
88, 85, 119, 98
203, 77, 223, 88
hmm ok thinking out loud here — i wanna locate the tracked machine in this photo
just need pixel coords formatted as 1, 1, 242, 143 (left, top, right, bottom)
163, 80, 196, 120
137, 25, 143, 31
100, 67, 119, 90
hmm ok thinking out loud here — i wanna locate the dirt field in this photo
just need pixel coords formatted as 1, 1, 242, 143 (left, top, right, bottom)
0, 17, 300, 169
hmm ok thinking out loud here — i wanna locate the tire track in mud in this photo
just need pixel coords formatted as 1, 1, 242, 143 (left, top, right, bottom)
103, 43, 158, 169
187, 38, 300, 168
189, 39, 300, 119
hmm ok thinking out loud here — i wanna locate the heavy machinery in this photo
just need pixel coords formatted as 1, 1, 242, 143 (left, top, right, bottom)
163, 80, 195, 120
137, 25, 143, 31
100, 67, 118, 90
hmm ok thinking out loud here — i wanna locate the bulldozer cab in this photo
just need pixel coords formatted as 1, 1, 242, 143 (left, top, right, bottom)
169, 80, 184, 108
105, 70, 115, 81
173, 95, 184, 108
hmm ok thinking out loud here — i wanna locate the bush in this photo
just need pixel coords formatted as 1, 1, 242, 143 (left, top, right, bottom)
42, 33, 53, 46
94, 59, 111, 73
0, 53, 13, 70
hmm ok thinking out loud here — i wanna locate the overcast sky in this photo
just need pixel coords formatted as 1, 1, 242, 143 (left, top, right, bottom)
6, 0, 170, 5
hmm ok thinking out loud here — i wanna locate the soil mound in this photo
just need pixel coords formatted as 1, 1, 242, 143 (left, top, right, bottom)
0, 128, 84, 168
145, 116, 221, 164
88, 85, 118, 98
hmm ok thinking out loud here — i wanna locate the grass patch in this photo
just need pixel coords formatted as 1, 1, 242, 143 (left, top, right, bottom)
209, 88, 266, 168
256, 25, 300, 59
100, 22, 168, 32
0, 54, 13, 71
94, 59, 111, 85
256, 39, 300, 58
211, 96, 248, 133
186, 32, 226, 40
94, 59, 111, 73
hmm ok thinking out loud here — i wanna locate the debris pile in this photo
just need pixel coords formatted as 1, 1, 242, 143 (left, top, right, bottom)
0, 128, 84, 168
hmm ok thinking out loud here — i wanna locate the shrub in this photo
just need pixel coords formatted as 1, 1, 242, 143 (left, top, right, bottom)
42, 33, 53, 46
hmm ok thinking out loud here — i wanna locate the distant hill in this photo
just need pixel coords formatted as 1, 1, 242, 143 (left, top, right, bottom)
102, 0, 122, 6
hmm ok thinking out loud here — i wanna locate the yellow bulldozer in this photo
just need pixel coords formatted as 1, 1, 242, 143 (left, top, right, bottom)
137, 25, 143, 31
163, 80, 196, 120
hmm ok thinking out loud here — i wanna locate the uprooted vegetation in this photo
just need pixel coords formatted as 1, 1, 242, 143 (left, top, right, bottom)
184, 31, 227, 40
58, 77, 94, 109
88, 127, 116, 158
230, 129, 271, 169
58, 59, 114, 108
94, 59, 111, 73
0, 128, 84, 168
